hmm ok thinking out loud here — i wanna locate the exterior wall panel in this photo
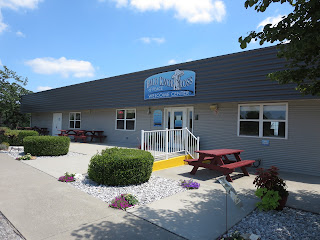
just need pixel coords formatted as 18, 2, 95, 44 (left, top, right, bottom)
193, 100, 320, 176
31, 100, 320, 176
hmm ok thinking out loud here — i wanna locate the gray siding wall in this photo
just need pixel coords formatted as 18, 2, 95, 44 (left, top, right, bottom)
31, 112, 54, 135
193, 100, 320, 176
32, 106, 162, 148
31, 99, 320, 176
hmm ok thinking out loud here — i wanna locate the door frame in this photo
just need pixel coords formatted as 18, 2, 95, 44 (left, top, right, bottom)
164, 106, 194, 132
52, 113, 62, 136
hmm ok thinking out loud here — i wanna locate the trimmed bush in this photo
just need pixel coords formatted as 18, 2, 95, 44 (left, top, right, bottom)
0, 127, 10, 143
88, 148, 154, 186
3, 130, 39, 146
0, 142, 10, 151
23, 136, 70, 156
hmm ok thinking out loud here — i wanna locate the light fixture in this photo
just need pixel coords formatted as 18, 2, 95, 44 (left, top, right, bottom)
147, 107, 151, 115
209, 104, 218, 111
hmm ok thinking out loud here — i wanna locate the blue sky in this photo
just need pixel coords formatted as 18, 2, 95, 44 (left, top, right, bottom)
0, 0, 293, 92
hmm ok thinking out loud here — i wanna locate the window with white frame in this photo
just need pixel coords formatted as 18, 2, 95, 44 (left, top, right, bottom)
238, 103, 287, 138
69, 112, 81, 129
116, 109, 136, 130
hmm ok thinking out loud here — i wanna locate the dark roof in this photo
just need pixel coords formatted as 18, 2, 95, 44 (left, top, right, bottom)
21, 46, 316, 113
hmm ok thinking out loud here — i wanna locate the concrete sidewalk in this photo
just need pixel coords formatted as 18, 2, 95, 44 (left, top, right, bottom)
1, 148, 319, 240
0, 153, 184, 240
19, 142, 112, 178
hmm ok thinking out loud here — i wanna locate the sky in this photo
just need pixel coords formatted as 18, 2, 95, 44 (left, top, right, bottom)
0, 0, 294, 92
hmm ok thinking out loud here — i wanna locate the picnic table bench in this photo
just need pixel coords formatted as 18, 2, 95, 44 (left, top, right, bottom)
184, 149, 255, 182
58, 130, 106, 143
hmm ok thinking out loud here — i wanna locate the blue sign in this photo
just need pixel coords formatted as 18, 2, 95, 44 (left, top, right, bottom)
144, 69, 196, 100
153, 110, 162, 127
262, 140, 270, 146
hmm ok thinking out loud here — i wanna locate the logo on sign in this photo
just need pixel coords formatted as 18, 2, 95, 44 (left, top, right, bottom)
144, 69, 196, 100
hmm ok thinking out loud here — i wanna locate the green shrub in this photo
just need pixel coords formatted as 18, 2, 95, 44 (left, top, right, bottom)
255, 187, 281, 211
0, 127, 10, 143
0, 127, 10, 133
4, 130, 39, 146
0, 142, 9, 150
23, 136, 70, 156
88, 148, 154, 186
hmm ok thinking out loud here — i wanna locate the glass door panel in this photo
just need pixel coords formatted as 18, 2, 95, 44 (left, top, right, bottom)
174, 111, 183, 129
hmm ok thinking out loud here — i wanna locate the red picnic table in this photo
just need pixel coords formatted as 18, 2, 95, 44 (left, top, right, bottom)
184, 149, 255, 182
58, 130, 106, 143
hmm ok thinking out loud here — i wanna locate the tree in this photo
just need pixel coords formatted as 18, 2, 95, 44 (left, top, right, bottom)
0, 66, 32, 129
239, 0, 320, 96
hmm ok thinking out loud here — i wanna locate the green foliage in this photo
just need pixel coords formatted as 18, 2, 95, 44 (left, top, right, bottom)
3, 130, 39, 146
0, 66, 32, 128
0, 142, 9, 150
23, 136, 70, 156
16, 153, 33, 160
58, 172, 76, 182
109, 194, 139, 210
239, 0, 320, 95
123, 193, 139, 206
253, 166, 288, 198
88, 148, 154, 186
255, 187, 281, 211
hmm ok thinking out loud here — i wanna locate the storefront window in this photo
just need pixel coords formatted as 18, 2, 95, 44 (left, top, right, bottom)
238, 103, 287, 139
69, 112, 81, 129
116, 109, 136, 131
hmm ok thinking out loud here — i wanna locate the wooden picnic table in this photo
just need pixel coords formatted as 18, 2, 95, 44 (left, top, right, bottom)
58, 130, 106, 143
184, 149, 255, 182
85, 130, 106, 143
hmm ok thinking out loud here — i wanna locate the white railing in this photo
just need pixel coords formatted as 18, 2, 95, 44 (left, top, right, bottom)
141, 127, 200, 160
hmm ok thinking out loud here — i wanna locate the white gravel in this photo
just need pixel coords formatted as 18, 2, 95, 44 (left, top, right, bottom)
70, 175, 187, 205
0, 212, 24, 240
226, 207, 320, 240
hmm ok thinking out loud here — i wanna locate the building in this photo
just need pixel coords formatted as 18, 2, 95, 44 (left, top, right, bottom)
21, 46, 320, 176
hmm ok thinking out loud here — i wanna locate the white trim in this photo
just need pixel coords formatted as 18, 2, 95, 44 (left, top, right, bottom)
237, 102, 288, 139
69, 112, 81, 129
115, 108, 136, 131
164, 106, 194, 132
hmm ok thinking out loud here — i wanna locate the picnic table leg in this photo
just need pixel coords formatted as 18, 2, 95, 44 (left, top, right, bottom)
234, 153, 250, 176
190, 166, 199, 175
190, 154, 205, 175
241, 166, 250, 176
223, 155, 231, 164
226, 174, 233, 182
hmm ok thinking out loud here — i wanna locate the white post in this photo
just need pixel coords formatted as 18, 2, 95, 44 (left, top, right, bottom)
165, 128, 168, 159
141, 130, 144, 150
196, 136, 200, 158
184, 127, 188, 156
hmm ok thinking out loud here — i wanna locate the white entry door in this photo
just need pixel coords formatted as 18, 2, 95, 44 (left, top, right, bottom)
164, 107, 193, 131
52, 113, 62, 136
164, 107, 193, 152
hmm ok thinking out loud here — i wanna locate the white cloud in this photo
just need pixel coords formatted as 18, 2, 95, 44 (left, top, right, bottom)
168, 59, 177, 65
0, 59, 3, 66
250, 38, 257, 44
16, 31, 25, 37
0, 0, 42, 34
25, 57, 95, 78
257, 15, 284, 29
111, 0, 226, 23
140, 37, 165, 44
0, 0, 42, 10
168, 58, 192, 65
37, 86, 52, 92
0, 12, 8, 33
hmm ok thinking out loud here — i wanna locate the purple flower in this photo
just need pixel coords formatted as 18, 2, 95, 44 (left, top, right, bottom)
180, 179, 200, 189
